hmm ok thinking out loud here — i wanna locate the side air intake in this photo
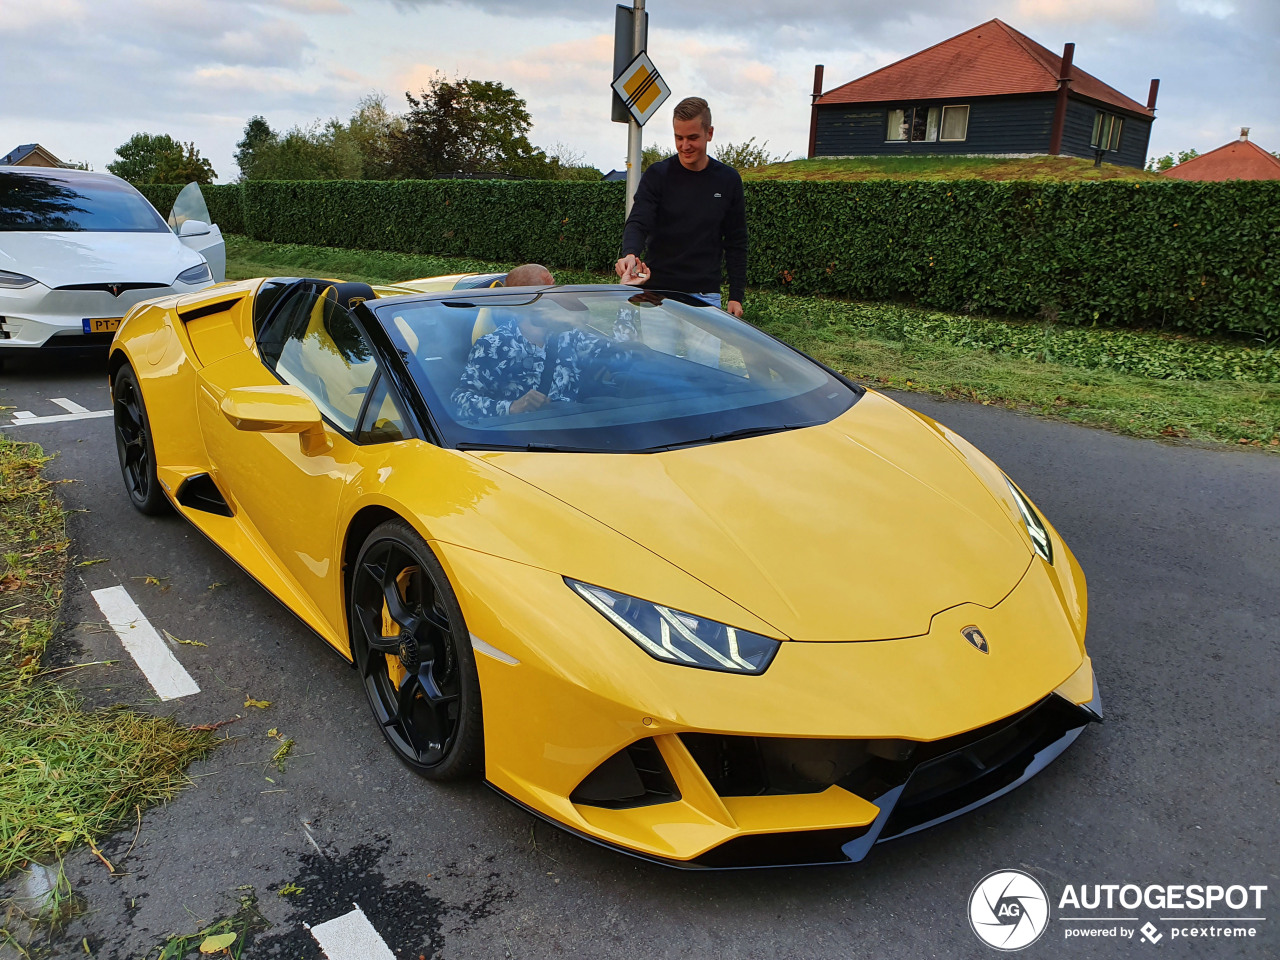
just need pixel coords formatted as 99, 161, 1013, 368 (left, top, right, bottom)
175, 473, 233, 517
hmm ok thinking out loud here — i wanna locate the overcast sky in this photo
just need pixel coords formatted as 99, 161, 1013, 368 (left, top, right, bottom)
1, 0, 1275, 181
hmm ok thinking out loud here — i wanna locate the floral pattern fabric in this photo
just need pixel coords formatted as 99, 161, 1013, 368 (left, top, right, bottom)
450, 315, 634, 419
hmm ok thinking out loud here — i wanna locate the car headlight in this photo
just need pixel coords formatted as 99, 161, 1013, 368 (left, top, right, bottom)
1006, 477, 1053, 564
0, 270, 39, 289
175, 262, 212, 285
568, 579, 781, 674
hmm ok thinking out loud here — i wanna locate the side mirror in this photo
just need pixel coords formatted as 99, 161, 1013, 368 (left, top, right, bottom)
220, 384, 320, 429
178, 219, 211, 238
220, 386, 329, 454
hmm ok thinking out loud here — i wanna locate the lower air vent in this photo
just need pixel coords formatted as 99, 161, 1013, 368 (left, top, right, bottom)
681, 733, 911, 798
175, 473, 233, 517
570, 738, 680, 809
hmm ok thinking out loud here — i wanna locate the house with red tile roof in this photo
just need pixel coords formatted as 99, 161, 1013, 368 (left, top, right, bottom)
807, 19, 1157, 169
1160, 129, 1280, 181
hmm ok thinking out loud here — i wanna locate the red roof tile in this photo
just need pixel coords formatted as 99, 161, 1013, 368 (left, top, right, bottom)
816, 19, 1152, 118
1160, 138, 1280, 181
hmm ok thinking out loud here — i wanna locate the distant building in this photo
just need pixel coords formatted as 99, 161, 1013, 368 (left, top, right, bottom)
0, 143, 68, 168
602, 170, 627, 181
807, 19, 1158, 169
1160, 129, 1280, 181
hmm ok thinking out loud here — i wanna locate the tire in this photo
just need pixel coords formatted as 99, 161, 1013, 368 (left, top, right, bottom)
112, 364, 170, 515
349, 519, 483, 780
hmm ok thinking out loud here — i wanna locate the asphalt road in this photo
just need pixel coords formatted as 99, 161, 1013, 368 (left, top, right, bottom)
2, 349, 1277, 960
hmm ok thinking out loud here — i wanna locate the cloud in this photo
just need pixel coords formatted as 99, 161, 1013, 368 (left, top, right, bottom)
1014, 0, 1156, 24
4, 0, 1277, 181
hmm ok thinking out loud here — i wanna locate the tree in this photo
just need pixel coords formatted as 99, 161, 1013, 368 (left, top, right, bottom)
388, 74, 548, 178
107, 133, 181, 183
641, 143, 673, 172
152, 142, 216, 184
1145, 149, 1199, 172
234, 116, 275, 180
715, 137, 789, 170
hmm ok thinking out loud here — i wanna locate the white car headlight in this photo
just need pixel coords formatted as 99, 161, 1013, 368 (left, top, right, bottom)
568, 579, 781, 674
175, 262, 212, 285
1006, 477, 1053, 564
0, 270, 39, 289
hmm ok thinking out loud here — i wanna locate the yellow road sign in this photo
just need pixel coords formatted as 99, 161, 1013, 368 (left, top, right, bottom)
611, 51, 671, 126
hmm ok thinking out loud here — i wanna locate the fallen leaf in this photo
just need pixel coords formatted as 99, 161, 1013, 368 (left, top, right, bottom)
199, 932, 236, 953
75, 558, 109, 567
244, 698, 271, 709
267, 728, 279, 739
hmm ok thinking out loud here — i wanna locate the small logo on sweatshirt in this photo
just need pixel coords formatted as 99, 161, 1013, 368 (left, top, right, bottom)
714, 192, 722, 198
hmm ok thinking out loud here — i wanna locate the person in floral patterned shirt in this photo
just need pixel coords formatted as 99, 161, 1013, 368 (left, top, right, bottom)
450, 265, 634, 420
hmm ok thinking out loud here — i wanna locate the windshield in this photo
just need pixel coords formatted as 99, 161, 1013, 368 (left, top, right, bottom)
0, 172, 170, 232
375, 289, 859, 452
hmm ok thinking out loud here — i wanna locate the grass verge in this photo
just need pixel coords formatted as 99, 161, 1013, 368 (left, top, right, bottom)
225, 236, 1280, 449
0, 437, 218, 889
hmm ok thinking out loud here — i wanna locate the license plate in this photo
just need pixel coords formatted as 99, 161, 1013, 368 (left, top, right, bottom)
82, 317, 121, 334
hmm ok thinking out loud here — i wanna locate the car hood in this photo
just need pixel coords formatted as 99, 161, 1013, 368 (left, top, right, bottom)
474, 391, 1034, 642
0, 231, 202, 288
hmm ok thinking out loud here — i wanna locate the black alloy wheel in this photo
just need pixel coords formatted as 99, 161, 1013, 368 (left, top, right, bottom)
112, 364, 170, 515
350, 520, 483, 780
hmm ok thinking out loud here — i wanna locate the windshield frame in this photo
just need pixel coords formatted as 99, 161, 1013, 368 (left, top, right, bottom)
371, 286, 863, 454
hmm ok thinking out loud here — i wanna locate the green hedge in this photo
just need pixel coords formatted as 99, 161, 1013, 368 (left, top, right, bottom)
141, 178, 1280, 339
241, 179, 623, 271
746, 180, 1280, 340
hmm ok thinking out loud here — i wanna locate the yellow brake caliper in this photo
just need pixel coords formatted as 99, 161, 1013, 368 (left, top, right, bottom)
382, 567, 418, 688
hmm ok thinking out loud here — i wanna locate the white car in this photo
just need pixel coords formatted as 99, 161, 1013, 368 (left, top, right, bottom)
0, 168, 224, 360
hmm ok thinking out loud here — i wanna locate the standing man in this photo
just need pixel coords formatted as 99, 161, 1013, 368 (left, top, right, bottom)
616, 97, 748, 318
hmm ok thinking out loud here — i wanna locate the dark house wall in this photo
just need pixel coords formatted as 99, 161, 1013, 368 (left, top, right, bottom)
1059, 97, 1153, 169
814, 94, 1057, 157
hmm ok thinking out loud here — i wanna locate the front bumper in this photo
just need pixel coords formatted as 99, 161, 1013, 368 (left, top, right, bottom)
495, 678, 1100, 868
0, 281, 208, 349
436, 528, 1094, 868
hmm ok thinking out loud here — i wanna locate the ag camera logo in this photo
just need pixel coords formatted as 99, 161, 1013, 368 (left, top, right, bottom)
969, 870, 1050, 950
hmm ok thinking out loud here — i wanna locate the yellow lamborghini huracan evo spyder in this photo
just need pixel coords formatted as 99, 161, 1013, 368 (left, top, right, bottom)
108, 274, 1100, 868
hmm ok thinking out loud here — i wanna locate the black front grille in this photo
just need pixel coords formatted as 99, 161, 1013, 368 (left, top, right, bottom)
570, 738, 680, 809
682, 696, 1094, 822
55, 282, 168, 296
878, 695, 1089, 840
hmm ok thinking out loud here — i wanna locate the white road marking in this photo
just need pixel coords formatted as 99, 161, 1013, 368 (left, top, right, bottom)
2, 408, 112, 428
308, 905, 396, 960
50, 397, 91, 414
91, 585, 200, 700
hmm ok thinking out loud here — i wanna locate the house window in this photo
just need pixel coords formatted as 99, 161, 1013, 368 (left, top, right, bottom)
940, 105, 970, 141
886, 106, 940, 142
1091, 111, 1124, 151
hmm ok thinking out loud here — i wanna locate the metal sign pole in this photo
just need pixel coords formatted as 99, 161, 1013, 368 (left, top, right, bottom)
625, 0, 646, 218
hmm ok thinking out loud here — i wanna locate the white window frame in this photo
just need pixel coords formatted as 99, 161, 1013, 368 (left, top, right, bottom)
939, 104, 970, 142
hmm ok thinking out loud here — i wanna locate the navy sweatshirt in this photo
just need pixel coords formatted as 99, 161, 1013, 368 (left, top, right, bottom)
620, 156, 748, 303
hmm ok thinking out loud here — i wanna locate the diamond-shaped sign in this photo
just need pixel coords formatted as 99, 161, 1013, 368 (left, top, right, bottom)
611, 51, 671, 126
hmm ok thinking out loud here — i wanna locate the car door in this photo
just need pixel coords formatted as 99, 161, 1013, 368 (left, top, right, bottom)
196, 282, 413, 634
168, 182, 225, 282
